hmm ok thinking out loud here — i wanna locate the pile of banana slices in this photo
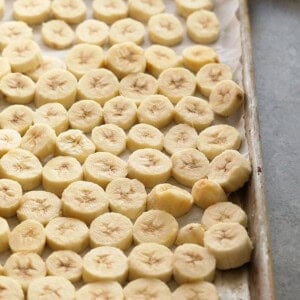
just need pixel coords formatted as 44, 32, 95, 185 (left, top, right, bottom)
0, 0, 252, 299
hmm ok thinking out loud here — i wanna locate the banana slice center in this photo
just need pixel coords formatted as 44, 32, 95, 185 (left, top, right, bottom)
94, 254, 113, 268
10, 112, 26, 124
75, 190, 96, 205
14, 259, 37, 277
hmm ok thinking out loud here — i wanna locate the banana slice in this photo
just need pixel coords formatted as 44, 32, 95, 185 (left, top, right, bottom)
89, 212, 133, 250
175, 223, 205, 246
208, 150, 251, 192
0, 276, 24, 300
158, 67, 196, 103
204, 222, 253, 270
192, 178, 227, 209
13, 0, 51, 25
82, 246, 128, 283
17, 190, 61, 225
164, 124, 198, 155
42, 20, 75, 49
133, 210, 178, 247
127, 123, 164, 151
3, 252, 46, 291
175, 0, 214, 18
0, 0, 4, 19
171, 148, 210, 187
106, 178, 147, 220
106, 42, 146, 79
65, 44, 104, 79
128, 243, 173, 281
45, 217, 89, 253
91, 124, 126, 155
0, 57, 11, 79
0, 217, 9, 253
173, 243, 216, 284
42, 156, 83, 196
83, 152, 128, 188
33, 103, 69, 135
147, 183, 193, 217
0, 148, 42, 191
196, 63, 232, 98
46, 250, 83, 283
35, 69, 77, 109
77, 68, 119, 105
62, 180, 109, 224
9, 219, 46, 254
137, 95, 174, 128
0, 129, 21, 157
209, 80, 244, 117
148, 13, 184, 46
128, 148, 172, 188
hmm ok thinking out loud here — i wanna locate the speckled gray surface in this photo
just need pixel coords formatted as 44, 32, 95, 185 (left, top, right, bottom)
249, 0, 300, 299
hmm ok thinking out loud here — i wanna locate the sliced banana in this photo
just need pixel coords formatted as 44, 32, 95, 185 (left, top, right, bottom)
0, 0, 4, 19
204, 222, 253, 270
0, 129, 21, 157
175, 223, 205, 246
208, 150, 251, 192
133, 210, 178, 247
0, 217, 9, 253
128, 148, 172, 188
147, 183, 193, 218
82, 246, 128, 284
0, 57, 11, 79
175, 0, 214, 18
0, 276, 24, 300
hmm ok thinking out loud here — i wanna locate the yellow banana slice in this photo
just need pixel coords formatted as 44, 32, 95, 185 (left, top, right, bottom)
0, 129, 21, 157
0, 57, 11, 79
175, 0, 214, 18
0, 217, 9, 253
175, 223, 205, 246
0, 276, 24, 300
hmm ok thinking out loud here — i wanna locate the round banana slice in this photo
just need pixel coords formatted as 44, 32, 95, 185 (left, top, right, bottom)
171, 148, 210, 187
204, 222, 253, 270
83, 152, 128, 188
91, 124, 126, 155
77, 68, 119, 105
175, 0, 214, 18
89, 212, 133, 250
148, 13, 184, 46
137, 95, 174, 128
0, 276, 24, 300
0, 148, 42, 191
9, 219, 46, 254
0, 57, 11, 79
158, 67, 196, 104
106, 178, 147, 220
42, 156, 83, 196
147, 183, 193, 217
208, 150, 251, 192
106, 42, 146, 79
0, 217, 9, 253
133, 210, 178, 247
42, 20, 75, 49
173, 243, 216, 284
0, 129, 21, 157
82, 246, 128, 284
46, 250, 83, 283
62, 180, 109, 224
128, 243, 173, 281
45, 217, 89, 253
128, 148, 172, 188
175, 223, 205, 246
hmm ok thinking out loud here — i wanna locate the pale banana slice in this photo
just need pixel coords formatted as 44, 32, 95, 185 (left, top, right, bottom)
46, 250, 83, 283
0, 276, 24, 300
77, 68, 119, 105
208, 150, 251, 192
204, 222, 253, 270
42, 20, 75, 49
106, 42, 146, 79
128, 148, 172, 188
17, 190, 61, 225
137, 95, 174, 128
171, 148, 210, 187
148, 13, 184, 46
106, 178, 147, 220
0, 129, 21, 157
89, 212, 133, 250
192, 178, 227, 209
0, 57, 11, 79
82, 246, 128, 283
128, 243, 173, 281
83, 152, 128, 188
9, 219, 46, 254
175, 0, 214, 18
133, 210, 178, 247
45, 217, 89, 253
0, 148, 42, 191
175, 223, 205, 246
62, 180, 109, 224
0, 217, 9, 253
91, 124, 126, 155
164, 124, 198, 155
42, 156, 83, 196
173, 243, 216, 284
127, 123, 164, 151
65, 43, 104, 79
4, 252, 46, 291
196, 63, 233, 98
0, 0, 4, 19
147, 183, 193, 218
